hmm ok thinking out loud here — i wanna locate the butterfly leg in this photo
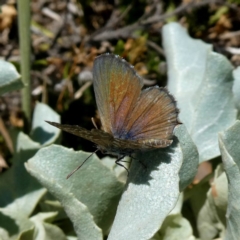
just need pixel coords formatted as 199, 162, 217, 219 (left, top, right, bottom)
115, 155, 130, 175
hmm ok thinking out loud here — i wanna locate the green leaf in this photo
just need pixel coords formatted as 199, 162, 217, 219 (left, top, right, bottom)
197, 164, 227, 239
187, 173, 212, 227
0, 132, 46, 238
25, 145, 125, 238
18, 212, 68, 240
153, 214, 195, 240
163, 22, 237, 163
219, 120, 240, 240
175, 125, 199, 191
170, 192, 184, 215
0, 103, 61, 239
107, 124, 197, 240
30, 102, 61, 145
16, 132, 41, 151
0, 213, 33, 240
38, 196, 67, 223
233, 67, 240, 112
67, 237, 78, 240
18, 227, 35, 240
0, 130, 46, 237
0, 60, 23, 95
0, 228, 10, 240
150, 193, 195, 240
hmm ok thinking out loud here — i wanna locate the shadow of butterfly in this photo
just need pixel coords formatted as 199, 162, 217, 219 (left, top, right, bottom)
46, 53, 180, 178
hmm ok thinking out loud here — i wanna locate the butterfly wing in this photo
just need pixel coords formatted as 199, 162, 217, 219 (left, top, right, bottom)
93, 54, 143, 137
112, 138, 173, 153
46, 121, 113, 148
120, 87, 179, 148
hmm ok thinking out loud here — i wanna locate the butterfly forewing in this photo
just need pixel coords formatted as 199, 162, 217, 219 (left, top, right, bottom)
93, 54, 143, 138
46, 121, 113, 148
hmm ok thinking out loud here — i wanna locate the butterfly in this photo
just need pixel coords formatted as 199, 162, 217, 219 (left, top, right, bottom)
46, 53, 180, 178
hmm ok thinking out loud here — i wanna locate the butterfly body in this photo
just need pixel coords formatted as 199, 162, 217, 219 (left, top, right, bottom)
46, 53, 180, 175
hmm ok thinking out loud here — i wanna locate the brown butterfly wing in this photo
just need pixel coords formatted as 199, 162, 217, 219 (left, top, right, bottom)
120, 87, 179, 147
111, 138, 173, 153
45, 121, 113, 148
93, 54, 143, 137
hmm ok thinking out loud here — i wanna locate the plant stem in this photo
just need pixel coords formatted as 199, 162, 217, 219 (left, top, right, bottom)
17, 0, 31, 126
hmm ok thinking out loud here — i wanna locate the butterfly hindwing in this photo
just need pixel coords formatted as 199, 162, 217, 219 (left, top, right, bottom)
120, 87, 179, 144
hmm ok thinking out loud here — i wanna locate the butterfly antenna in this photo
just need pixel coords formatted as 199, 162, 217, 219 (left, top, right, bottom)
67, 149, 99, 179
91, 117, 98, 129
